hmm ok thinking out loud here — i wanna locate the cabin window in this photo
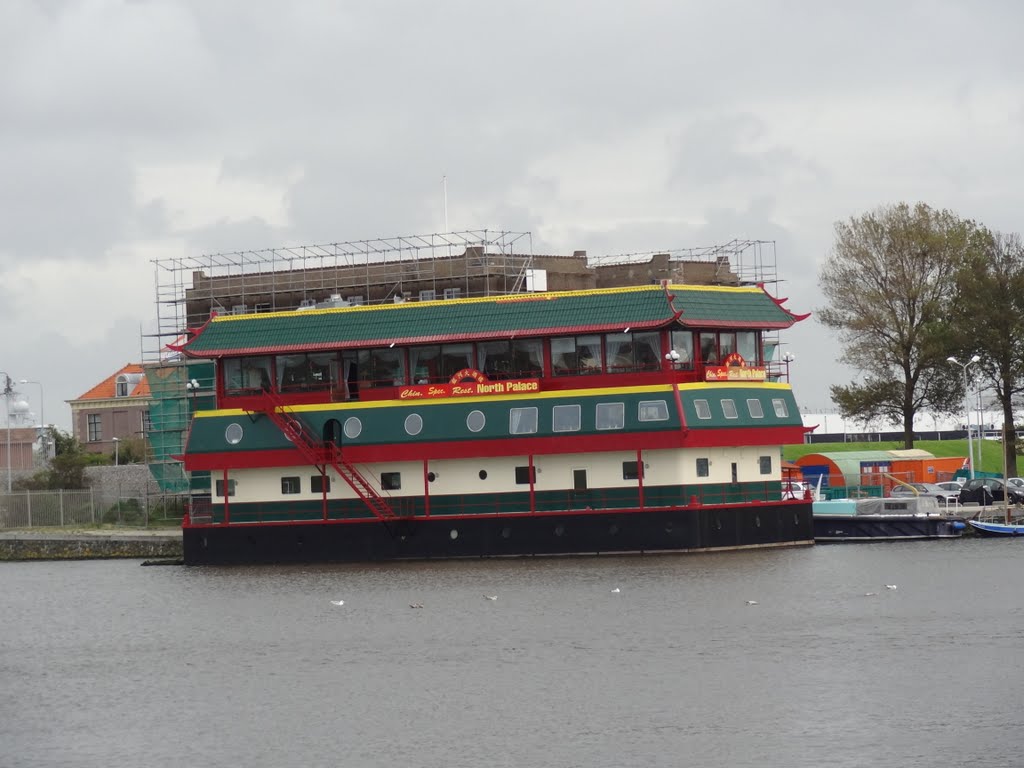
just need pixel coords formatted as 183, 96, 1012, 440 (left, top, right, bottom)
699, 333, 718, 365
311, 475, 331, 493
87, 414, 102, 442
479, 470, 488, 480
281, 477, 301, 495
638, 400, 669, 422
771, 398, 789, 418
759, 456, 772, 475
466, 410, 486, 433
440, 343, 475, 381
737, 331, 758, 364
669, 330, 694, 369
596, 402, 625, 430
404, 413, 423, 436
343, 417, 362, 439
215, 479, 236, 497
694, 399, 712, 420
225, 423, 244, 445
721, 399, 738, 419
747, 398, 764, 419
719, 333, 736, 361
552, 404, 581, 432
363, 348, 405, 388
509, 407, 539, 435
622, 461, 643, 480
409, 345, 441, 384
696, 458, 710, 477
605, 332, 660, 373
381, 472, 401, 491
515, 466, 536, 485
551, 334, 602, 376
477, 339, 543, 379
276, 352, 336, 392
223, 356, 272, 394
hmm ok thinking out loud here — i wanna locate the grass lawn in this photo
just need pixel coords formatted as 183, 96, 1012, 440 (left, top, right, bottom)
783, 439, 1018, 476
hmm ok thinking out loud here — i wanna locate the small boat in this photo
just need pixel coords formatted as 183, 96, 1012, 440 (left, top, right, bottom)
813, 497, 966, 542
967, 519, 1024, 537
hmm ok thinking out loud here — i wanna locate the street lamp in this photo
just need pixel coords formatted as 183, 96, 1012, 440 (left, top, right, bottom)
113, 437, 120, 466
18, 379, 45, 460
782, 353, 795, 382
947, 355, 981, 479
0, 372, 10, 493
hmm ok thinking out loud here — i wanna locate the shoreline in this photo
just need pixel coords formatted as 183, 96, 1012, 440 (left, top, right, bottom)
0, 528, 183, 561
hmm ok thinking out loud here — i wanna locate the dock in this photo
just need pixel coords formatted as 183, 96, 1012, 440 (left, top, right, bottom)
0, 529, 182, 561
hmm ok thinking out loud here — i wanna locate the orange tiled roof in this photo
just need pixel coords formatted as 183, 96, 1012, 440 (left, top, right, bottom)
74, 363, 150, 401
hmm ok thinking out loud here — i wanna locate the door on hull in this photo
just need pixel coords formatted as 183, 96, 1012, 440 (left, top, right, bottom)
324, 419, 342, 447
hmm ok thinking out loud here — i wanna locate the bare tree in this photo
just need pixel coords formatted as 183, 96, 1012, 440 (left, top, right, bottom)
818, 202, 984, 448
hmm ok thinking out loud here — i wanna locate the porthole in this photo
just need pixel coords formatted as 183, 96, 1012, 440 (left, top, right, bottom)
609, 524, 619, 535
343, 417, 362, 439
404, 413, 423, 436
554, 525, 565, 536
479, 470, 488, 480
466, 409, 485, 432
755, 515, 762, 528
225, 423, 244, 445
714, 517, 722, 530
450, 529, 459, 540
501, 526, 511, 539
427, 472, 437, 483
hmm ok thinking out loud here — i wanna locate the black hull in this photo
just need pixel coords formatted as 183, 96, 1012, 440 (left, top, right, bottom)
814, 514, 966, 542
183, 503, 813, 565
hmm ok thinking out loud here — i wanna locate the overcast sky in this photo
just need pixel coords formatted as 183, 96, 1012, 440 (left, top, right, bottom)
2, 0, 1022, 431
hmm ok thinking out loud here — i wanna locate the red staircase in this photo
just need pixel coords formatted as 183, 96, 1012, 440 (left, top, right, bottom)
256, 391, 396, 521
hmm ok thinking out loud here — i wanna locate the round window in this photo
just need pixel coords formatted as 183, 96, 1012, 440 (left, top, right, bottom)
343, 417, 362, 439
466, 410, 485, 433
404, 413, 423, 436
478, 470, 488, 480
450, 529, 459, 540
225, 423, 243, 445
427, 472, 437, 483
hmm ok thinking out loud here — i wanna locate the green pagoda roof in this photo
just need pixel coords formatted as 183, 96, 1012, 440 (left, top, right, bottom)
179, 283, 806, 358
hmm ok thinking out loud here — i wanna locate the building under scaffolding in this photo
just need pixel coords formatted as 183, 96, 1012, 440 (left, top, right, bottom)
142, 231, 778, 494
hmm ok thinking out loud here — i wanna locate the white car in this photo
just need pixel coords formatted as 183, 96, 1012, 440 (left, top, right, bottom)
781, 481, 808, 500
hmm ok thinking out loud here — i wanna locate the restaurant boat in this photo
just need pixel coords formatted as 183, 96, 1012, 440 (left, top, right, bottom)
176, 283, 812, 564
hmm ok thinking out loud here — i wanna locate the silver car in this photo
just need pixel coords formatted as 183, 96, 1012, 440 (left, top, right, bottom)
890, 482, 959, 504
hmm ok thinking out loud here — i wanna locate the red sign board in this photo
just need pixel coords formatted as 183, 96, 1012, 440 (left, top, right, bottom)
703, 353, 767, 382
399, 369, 541, 400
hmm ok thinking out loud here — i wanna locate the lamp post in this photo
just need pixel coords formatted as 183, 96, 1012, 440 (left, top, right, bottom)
947, 355, 980, 479
0, 372, 10, 493
113, 437, 120, 467
782, 353, 795, 382
18, 379, 45, 460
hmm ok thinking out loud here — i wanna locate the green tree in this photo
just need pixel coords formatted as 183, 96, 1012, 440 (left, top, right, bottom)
47, 428, 90, 489
950, 231, 1024, 476
818, 202, 985, 448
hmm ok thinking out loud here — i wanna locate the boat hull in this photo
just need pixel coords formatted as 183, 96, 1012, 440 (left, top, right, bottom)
183, 502, 813, 565
814, 514, 966, 542
967, 520, 1024, 537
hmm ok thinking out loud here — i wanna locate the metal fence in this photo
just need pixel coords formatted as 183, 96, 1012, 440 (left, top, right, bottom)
0, 490, 186, 529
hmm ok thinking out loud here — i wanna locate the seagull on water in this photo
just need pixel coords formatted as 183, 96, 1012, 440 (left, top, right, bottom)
610, 588, 621, 593
409, 603, 424, 609
864, 592, 878, 597
484, 595, 498, 601
885, 584, 898, 590
330, 600, 345, 606
745, 600, 758, 606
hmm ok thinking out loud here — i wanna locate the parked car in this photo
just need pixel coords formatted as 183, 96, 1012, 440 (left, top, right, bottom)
958, 478, 1024, 507
889, 482, 959, 504
781, 481, 808, 500
1005, 477, 1024, 490
937, 480, 965, 493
